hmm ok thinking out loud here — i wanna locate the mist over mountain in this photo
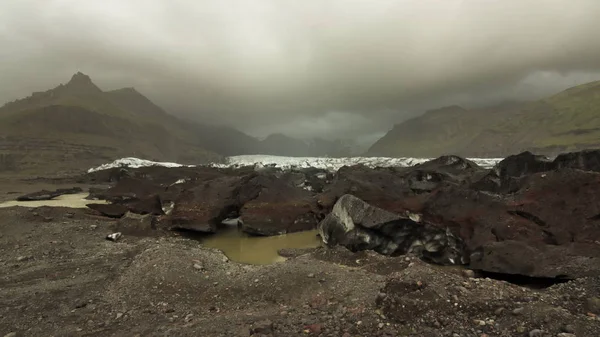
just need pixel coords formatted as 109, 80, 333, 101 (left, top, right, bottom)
368, 80, 600, 158
2, 1, 600, 144
0, 72, 362, 174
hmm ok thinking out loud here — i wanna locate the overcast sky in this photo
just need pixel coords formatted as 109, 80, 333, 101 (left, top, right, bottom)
2, 0, 600, 143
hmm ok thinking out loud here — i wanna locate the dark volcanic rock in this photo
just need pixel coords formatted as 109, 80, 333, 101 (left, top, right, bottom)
554, 149, 600, 171
509, 169, 600, 245
240, 173, 319, 236
103, 177, 166, 203
17, 187, 83, 201
170, 175, 249, 233
469, 240, 600, 279
414, 155, 485, 179
113, 212, 158, 237
125, 194, 165, 215
317, 165, 416, 214
86, 187, 109, 200
318, 194, 469, 265
472, 151, 553, 193
87, 203, 129, 218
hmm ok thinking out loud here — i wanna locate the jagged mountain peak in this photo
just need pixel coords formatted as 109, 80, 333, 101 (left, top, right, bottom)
63, 71, 102, 93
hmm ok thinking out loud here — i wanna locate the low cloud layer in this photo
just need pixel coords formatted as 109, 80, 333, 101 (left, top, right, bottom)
2, 0, 600, 142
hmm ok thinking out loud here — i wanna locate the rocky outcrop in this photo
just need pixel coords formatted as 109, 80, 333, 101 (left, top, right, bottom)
79, 149, 600, 280
318, 194, 469, 265
473, 149, 600, 193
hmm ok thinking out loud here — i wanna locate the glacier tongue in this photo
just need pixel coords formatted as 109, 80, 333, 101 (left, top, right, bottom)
88, 155, 503, 173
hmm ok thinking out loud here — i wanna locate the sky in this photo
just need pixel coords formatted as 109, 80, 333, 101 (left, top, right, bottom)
1, 0, 600, 144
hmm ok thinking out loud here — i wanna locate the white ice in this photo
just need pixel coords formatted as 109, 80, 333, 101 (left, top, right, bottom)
88, 154, 503, 173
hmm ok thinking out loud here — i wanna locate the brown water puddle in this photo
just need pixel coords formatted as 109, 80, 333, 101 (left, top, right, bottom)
0, 193, 107, 208
201, 228, 322, 265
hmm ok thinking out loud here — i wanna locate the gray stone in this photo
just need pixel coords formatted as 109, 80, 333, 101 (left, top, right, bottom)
529, 329, 544, 337
586, 297, 600, 314
317, 194, 468, 265
561, 324, 576, 333
512, 307, 525, 315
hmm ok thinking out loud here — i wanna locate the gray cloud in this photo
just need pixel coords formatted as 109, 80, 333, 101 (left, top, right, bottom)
1, 0, 600, 144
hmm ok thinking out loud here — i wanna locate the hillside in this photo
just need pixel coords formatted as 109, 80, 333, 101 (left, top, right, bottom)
367, 81, 600, 158
0, 73, 223, 175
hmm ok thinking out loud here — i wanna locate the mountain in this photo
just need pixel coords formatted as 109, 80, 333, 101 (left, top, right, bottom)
0, 72, 225, 175
367, 81, 600, 158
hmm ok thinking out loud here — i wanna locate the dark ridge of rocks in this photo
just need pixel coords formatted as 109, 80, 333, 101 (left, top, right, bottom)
73, 148, 600, 279
472, 148, 600, 193
16, 187, 83, 201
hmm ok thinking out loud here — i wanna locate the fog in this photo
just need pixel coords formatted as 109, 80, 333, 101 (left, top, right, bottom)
2, 0, 600, 142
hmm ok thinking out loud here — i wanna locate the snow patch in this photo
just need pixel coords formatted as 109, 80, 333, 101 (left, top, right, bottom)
210, 155, 502, 171
88, 154, 503, 173
87, 157, 194, 173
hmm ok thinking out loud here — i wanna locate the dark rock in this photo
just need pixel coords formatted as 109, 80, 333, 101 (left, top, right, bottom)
124, 194, 165, 215
508, 169, 600, 246
554, 149, 600, 172
103, 177, 165, 203
170, 175, 248, 233
240, 174, 319, 236
469, 240, 600, 279
316, 165, 415, 214
318, 194, 469, 265
87, 204, 129, 218
85, 187, 109, 200
16, 187, 83, 201
472, 151, 553, 193
113, 212, 158, 237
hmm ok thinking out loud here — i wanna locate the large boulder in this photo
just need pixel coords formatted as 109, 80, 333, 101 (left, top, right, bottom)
169, 175, 250, 233
554, 149, 600, 171
87, 203, 129, 218
471, 151, 553, 193
508, 169, 600, 245
316, 165, 417, 215
469, 240, 600, 279
239, 173, 319, 236
318, 194, 469, 265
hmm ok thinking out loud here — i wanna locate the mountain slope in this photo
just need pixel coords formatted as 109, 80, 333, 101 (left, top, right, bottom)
367, 81, 600, 158
0, 73, 222, 175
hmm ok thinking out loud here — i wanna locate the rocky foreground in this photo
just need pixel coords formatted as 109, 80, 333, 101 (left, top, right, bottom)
2, 150, 600, 336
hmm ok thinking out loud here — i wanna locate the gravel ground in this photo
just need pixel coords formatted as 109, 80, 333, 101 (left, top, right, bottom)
1, 205, 599, 337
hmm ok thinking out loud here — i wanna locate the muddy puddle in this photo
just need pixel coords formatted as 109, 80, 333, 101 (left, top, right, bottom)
200, 228, 322, 265
0, 193, 107, 208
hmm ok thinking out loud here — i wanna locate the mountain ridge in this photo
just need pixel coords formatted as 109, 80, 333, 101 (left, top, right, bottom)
367, 80, 600, 158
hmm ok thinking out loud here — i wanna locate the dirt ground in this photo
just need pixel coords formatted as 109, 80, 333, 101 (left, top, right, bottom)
1, 182, 600, 337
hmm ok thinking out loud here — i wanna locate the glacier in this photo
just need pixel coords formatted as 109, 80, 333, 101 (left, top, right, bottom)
88, 155, 503, 173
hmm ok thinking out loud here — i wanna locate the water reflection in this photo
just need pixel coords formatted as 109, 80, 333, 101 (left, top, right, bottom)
0, 193, 107, 208
201, 228, 322, 265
